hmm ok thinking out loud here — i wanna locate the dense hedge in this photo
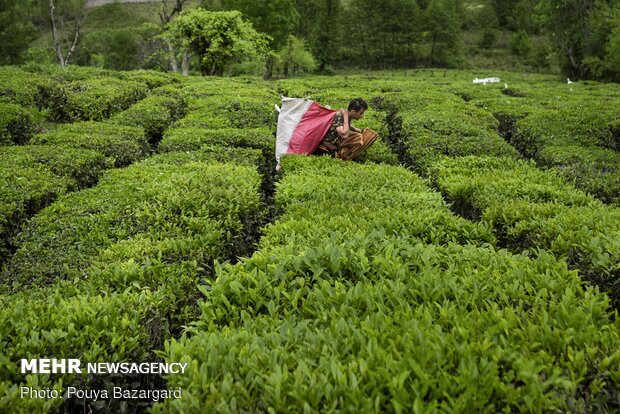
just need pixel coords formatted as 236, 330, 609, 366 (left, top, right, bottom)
0, 67, 56, 109
1, 144, 111, 259
159, 127, 274, 153
0, 103, 41, 145
3, 160, 262, 288
144, 145, 263, 167
153, 156, 620, 413
1, 158, 262, 412
30, 122, 148, 167
48, 78, 148, 122
429, 155, 620, 307
111, 94, 187, 145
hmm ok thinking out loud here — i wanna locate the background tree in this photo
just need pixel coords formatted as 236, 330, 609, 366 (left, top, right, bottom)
208, 0, 299, 49
0, 1, 37, 64
160, 0, 189, 73
539, 0, 595, 79
346, 0, 421, 69
165, 8, 270, 76
424, 0, 462, 66
302, 0, 342, 72
280, 35, 316, 76
44, 0, 93, 67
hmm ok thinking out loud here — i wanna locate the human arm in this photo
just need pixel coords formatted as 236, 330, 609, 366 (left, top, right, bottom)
336, 110, 349, 137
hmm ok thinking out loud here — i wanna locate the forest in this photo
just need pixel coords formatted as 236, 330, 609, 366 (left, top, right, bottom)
1, 0, 620, 81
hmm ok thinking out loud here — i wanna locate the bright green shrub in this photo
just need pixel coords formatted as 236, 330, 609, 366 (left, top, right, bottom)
428, 156, 595, 219
0, 67, 55, 109
536, 145, 620, 205
4, 161, 261, 287
1, 144, 112, 265
177, 96, 276, 129
30, 122, 148, 167
49, 78, 148, 122
429, 155, 620, 307
143, 145, 262, 167
0, 103, 40, 145
355, 137, 400, 165
115, 70, 178, 89
153, 156, 620, 413
111, 94, 186, 145
159, 127, 274, 153
0, 167, 71, 264
0, 287, 177, 413
509, 103, 620, 204
265, 156, 496, 248
2, 145, 112, 189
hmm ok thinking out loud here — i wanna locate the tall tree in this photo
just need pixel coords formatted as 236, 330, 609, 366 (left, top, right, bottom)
28, 0, 93, 67
346, 0, 421, 68
214, 0, 299, 49
294, 0, 341, 72
424, 0, 461, 66
0, 0, 36, 64
539, 0, 595, 79
159, 0, 189, 73
165, 8, 270, 76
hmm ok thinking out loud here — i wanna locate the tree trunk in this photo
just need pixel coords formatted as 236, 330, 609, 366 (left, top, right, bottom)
49, 0, 65, 67
181, 52, 189, 76
49, 0, 88, 68
167, 41, 179, 72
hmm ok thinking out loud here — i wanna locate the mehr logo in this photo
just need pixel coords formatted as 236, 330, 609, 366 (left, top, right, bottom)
21, 359, 188, 374
21, 359, 82, 374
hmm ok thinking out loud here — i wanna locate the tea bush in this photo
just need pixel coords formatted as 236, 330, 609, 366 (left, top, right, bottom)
0, 103, 41, 145
0, 166, 70, 265
153, 156, 620, 413
159, 127, 274, 153
429, 155, 620, 307
0, 287, 180, 413
1, 152, 263, 412
0, 145, 111, 267
111, 94, 187, 145
30, 122, 148, 167
0, 67, 55, 108
142, 146, 263, 167
48, 78, 148, 122
3, 161, 261, 288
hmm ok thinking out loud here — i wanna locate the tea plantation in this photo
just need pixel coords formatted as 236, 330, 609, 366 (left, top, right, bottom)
1, 65, 619, 413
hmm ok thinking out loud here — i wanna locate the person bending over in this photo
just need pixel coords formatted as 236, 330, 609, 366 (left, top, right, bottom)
313, 98, 378, 160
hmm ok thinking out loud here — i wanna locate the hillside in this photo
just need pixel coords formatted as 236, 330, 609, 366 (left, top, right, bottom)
1, 65, 619, 412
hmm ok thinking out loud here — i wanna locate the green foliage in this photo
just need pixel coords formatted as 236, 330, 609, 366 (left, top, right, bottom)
144, 145, 263, 167
0, 167, 70, 266
152, 156, 620, 413
4, 161, 261, 288
159, 127, 273, 153
0, 144, 112, 266
214, 0, 300, 49
54, 78, 149, 122
0, 103, 41, 145
425, 0, 463, 67
0, 66, 68, 116
30, 122, 148, 167
510, 30, 532, 57
165, 8, 270, 76
429, 155, 620, 307
176, 95, 276, 129
0, 0, 36, 65
111, 94, 187, 145
75, 24, 161, 71
279, 35, 316, 77
1, 144, 112, 189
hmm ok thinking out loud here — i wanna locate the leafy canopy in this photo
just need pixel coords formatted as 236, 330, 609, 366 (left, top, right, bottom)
165, 8, 270, 76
